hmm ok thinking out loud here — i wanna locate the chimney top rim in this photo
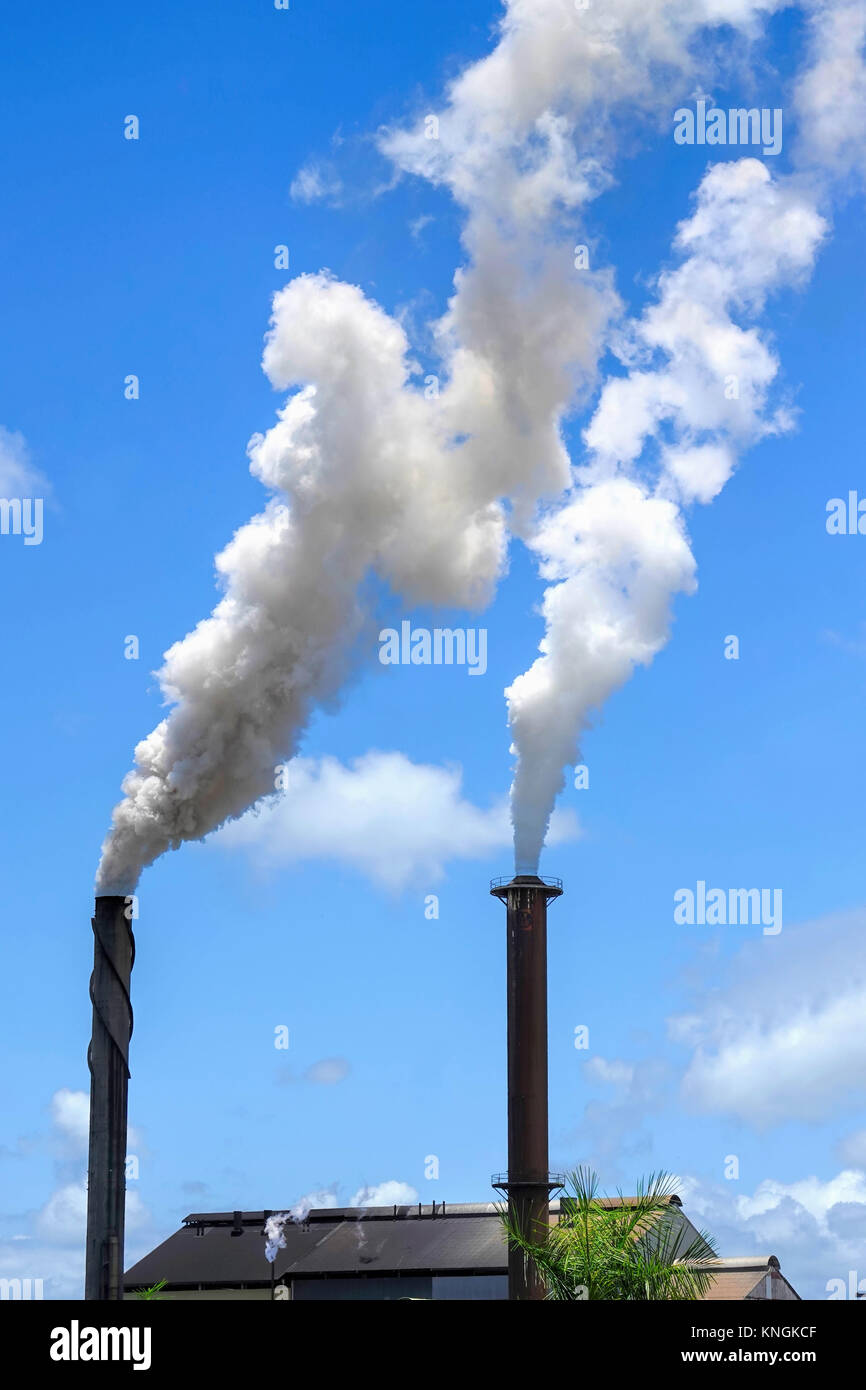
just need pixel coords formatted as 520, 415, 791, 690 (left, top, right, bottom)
490, 874, 563, 898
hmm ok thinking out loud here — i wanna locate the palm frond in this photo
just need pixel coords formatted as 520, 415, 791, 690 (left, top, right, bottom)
500, 1169, 721, 1301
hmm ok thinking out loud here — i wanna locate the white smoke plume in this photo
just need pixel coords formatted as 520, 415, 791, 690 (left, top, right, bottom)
504, 0, 866, 871
506, 159, 828, 869
96, 274, 512, 892
264, 1188, 335, 1261
263, 1211, 293, 1264
96, 1, 857, 891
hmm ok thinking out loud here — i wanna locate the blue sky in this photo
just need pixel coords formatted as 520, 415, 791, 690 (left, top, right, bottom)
2, 0, 866, 1300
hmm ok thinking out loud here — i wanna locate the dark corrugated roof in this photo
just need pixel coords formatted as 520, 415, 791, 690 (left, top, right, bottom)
282, 1215, 504, 1277
125, 1220, 320, 1288
124, 1206, 508, 1289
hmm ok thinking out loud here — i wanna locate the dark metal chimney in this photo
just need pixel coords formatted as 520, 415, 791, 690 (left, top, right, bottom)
85, 896, 135, 1301
490, 874, 562, 1300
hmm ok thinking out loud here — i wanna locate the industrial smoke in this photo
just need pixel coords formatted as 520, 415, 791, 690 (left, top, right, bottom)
96, 0, 855, 890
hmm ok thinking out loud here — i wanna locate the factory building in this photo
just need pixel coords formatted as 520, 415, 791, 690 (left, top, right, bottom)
123, 1197, 800, 1301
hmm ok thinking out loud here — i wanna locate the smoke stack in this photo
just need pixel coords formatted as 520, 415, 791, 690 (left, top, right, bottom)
85, 896, 135, 1301
490, 874, 562, 1301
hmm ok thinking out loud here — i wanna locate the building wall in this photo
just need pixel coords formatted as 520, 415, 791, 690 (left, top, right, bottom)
432, 1274, 507, 1300
124, 1273, 508, 1301
124, 1288, 271, 1301
289, 1272, 507, 1300
291, 1276, 432, 1300
769, 1272, 800, 1300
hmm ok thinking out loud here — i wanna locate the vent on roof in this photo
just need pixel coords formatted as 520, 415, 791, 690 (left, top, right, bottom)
231, 1210, 244, 1237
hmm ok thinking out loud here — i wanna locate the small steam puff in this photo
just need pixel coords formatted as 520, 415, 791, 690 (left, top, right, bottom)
97, 1, 861, 890
263, 1181, 419, 1262
264, 1211, 293, 1264
264, 1193, 327, 1261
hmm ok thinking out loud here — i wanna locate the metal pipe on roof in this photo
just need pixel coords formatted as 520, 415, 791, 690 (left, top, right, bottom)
85, 895, 135, 1301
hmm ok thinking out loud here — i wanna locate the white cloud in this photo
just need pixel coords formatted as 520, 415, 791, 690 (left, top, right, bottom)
0, 1090, 150, 1297
216, 750, 579, 889
561, 1056, 670, 1180
304, 1058, 350, 1085
0, 1176, 150, 1299
822, 622, 866, 657
673, 909, 866, 1126
35, 1180, 87, 1246
349, 1180, 418, 1208
0, 1235, 84, 1301
837, 1129, 866, 1167
35, 1177, 148, 1248
737, 1170, 866, 1225
679, 1169, 866, 1299
289, 161, 343, 205
289, 1187, 338, 1221
584, 1057, 635, 1087
47, 1087, 141, 1156
409, 214, 433, 242
0, 426, 46, 496
49, 1089, 89, 1151
285, 1179, 418, 1220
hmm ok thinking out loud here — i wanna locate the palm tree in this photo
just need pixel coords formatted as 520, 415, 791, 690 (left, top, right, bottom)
501, 1168, 720, 1300
135, 1278, 168, 1300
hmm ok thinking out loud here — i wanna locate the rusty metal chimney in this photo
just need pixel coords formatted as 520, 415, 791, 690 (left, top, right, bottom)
490, 874, 563, 1300
85, 895, 135, 1300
